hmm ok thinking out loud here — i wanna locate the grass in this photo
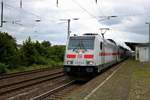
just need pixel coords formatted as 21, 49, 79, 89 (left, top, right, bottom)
5, 61, 63, 74
128, 60, 150, 100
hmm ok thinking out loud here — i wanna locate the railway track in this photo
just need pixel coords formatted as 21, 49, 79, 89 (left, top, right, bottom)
0, 68, 65, 99
0, 71, 64, 95
30, 80, 82, 100
0, 62, 126, 100
6, 76, 72, 100
38, 62, 124, 100
0, 68, 63, 88
0, 67, 62, 80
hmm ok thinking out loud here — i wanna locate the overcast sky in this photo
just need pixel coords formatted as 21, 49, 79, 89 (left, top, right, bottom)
0, 0, 150, 48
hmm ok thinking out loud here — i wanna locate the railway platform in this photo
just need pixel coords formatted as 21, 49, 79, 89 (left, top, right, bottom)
65, 59, 150, 100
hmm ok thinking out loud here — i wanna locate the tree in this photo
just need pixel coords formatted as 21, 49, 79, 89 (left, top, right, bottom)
20, 37, 48, 66
41, 41, 51, 47
0, 32, 66, 73
0, 32, 19, 68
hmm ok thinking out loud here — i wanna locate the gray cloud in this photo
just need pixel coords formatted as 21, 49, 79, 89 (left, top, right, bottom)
0, 0, 150, 46
99, 0, 150, 38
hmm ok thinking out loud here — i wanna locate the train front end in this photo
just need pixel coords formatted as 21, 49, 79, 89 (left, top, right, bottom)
64, 35, 96, 79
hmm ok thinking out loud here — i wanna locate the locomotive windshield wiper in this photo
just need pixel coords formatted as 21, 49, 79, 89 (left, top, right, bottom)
73, 43, 80, 51
72, 39, 87, 51
80, 40, 87, 51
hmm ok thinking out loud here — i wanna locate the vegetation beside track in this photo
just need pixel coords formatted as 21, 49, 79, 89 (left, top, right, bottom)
6, 63, 63, 74
0, 31, 65, 74
128, 60, 150, 100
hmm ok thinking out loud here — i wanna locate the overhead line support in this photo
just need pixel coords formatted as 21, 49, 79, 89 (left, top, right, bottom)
0, 0, 3, 27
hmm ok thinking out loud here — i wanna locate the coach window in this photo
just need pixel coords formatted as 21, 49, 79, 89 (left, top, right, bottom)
100, 42, 103, 50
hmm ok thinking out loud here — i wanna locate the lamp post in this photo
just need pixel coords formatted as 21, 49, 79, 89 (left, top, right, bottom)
60, 18, 79, 39
145, 22, 150, 62
0, 0, 3, 27
145, 22, 150, 43
98, 15, 117, 21
107, 16, 118, 19
20, 0, 22, 8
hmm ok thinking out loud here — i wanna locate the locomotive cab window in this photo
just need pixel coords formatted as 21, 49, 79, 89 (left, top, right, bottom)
68, 37, 95, 50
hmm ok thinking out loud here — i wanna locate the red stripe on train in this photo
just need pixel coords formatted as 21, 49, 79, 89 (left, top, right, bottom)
67, 54, 76, 58
84, 54, 94, 59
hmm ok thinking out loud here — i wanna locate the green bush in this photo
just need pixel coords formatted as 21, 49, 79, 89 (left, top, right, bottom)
0, 63, 8, 74
33, 56, 48, 65
0, 32, 19, 68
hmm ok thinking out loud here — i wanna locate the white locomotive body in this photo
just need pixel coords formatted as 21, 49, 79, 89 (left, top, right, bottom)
64, 33, 128, 79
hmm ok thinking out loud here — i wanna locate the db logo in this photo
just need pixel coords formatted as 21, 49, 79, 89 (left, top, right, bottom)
77, 54, 82, 58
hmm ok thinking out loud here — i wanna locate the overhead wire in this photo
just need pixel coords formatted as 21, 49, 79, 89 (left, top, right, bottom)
2, 0, 121, 30
3, 0, 107, 25
0, 0, 67, 36
0, 2, 41, 32
2, 1, 61, 28
97, 0, 106, 16
3, 0, 62, 21
71, 0, 98, 19
70, 0, 117, 24
4, 3, 41, 19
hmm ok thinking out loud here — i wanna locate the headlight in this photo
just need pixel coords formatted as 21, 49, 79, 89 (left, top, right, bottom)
86, 61, 94, 65
86, 68, 93, 72
67, 61, 73, 64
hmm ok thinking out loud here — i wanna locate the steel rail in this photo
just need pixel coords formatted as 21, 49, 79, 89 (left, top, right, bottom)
0, 68, 62, 80
0, 71, 64, 95
31, 80, 75, 100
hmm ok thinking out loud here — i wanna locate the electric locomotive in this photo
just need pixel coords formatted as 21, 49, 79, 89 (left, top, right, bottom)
64, 33, 127, 79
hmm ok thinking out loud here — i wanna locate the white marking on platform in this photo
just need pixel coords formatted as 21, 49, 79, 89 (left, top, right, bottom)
84, 66, 122, 100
